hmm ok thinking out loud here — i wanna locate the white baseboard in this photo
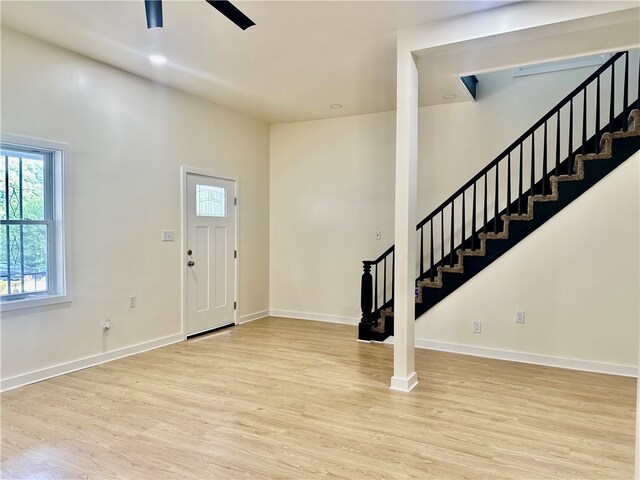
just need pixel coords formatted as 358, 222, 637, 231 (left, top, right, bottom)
383, 337, 637, 377
238, 310, 270, 324
269, 309, 359, 325
1, 333, 184, 392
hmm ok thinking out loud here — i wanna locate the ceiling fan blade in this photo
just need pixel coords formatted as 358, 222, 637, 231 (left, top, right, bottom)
145, 0, 163, 28
205, 0, 255, 30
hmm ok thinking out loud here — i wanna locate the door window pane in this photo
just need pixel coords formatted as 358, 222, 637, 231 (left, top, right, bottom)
196, 185, 226, 217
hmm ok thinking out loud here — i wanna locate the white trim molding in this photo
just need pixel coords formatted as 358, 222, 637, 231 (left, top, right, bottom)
239, 310, 270, 324
383, 337, 637, 377
390, 372, 419, 392
0, 133, 72, 312
1, 333, 183, 392
269, 310, 358, 325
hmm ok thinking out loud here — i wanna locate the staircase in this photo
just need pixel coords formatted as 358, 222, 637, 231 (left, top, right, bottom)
359, 50, 640, 342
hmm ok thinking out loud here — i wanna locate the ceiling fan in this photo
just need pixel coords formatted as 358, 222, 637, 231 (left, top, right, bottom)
144, 0, 255, 30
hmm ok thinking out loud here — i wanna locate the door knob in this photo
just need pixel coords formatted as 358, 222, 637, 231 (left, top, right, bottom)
187, 260, 195, 267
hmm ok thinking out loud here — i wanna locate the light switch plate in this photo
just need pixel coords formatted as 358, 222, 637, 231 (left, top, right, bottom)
162, 230, 175, 242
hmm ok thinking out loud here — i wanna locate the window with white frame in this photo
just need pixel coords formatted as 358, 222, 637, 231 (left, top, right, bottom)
0, 137, 68, 309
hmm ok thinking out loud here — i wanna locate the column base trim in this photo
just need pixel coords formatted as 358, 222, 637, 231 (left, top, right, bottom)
390, 372, 418, 392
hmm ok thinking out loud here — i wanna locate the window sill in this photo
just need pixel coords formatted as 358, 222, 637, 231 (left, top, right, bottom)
1, 294, 71, 312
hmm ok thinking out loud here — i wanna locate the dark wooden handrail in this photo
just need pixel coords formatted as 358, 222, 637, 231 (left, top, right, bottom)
363, 245, 394, 266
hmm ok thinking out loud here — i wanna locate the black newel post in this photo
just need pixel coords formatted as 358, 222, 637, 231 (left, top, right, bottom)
358, 262, 374, 341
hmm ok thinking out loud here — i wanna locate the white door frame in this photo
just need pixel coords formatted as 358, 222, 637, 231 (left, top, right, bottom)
180, 166, 239, 339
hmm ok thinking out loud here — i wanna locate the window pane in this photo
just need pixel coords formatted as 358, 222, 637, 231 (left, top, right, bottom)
0, 224, 48, 295
196, 185, 226, 217
0, 150, 46, 221
0, 144, 56, 301
0, 226, 6, 295
0, 156, 5, 221
7, 224, 23, 294
7, 156, 20, 220
22, 158, 45, 220
23, 224, 48, 293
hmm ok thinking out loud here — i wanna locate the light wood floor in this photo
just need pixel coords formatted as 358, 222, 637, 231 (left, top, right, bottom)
1, 317, 636, 479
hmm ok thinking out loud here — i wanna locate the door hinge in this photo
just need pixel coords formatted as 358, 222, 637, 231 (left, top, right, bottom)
234, 197, 237, 206
234, 302, 237, 310
234, 250, 237, 259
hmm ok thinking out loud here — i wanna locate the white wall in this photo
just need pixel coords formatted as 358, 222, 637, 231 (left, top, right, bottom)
416, 152, 639, 369
0, 29, 270, 385
270, 112, 396, 321
421, 69, 562, 211
270, 62, 639, 367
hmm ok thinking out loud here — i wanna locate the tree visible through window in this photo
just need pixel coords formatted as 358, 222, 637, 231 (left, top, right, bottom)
0, 146, 53, 298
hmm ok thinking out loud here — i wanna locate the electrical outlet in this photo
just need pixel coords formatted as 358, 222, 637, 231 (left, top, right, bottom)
472, 320, 482, 334
375, 231, 382, 241
515, 310, 525, 324
162, 230, 175, 242
129, 296, 136, 308
102, 319, 111, 335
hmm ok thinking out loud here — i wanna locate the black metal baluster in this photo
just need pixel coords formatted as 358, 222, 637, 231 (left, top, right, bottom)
429, 219, 434, 280
483, 173, 488, 233
449, 200, 454, 267
461, 191, 466, 250
555, 110, 560, 176
471, 182, 477, 249
374, 263, 378, 311
383, 256, 387, 305
609, 63, 615, 133
623, 52, 629, 130
391, 251, 395, 301
440, 211, 444, 266
568, 98, 574, 174
542, 122, 547, 195
595, 75, 600, 152
518, 144, 523, 214
494, 163, 499, 232
506, 153, 511, 215
530, 131, 536, 196
419, 227, 424, 279
582, 87, 587, 154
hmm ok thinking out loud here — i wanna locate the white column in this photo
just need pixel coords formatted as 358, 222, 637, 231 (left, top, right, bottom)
390, 48, 418, 393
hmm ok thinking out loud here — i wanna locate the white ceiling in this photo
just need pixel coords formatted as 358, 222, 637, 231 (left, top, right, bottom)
416, 12, 640, 105
0, 0, 519, 123
2, 1, 639, 124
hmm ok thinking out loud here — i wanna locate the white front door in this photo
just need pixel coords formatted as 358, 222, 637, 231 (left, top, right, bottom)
186, 173, 236, 336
